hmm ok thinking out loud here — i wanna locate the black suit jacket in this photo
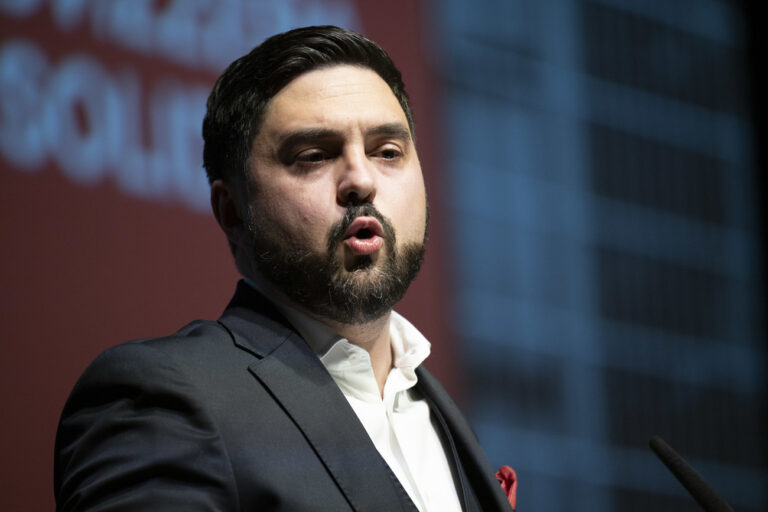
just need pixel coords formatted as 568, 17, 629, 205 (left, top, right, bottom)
55, 281, 511, 511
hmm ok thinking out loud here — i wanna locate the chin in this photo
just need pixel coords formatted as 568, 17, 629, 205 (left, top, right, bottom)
342, 254, 376, 272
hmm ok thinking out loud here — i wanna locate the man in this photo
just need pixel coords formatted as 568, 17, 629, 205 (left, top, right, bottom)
54, 26, 512, 511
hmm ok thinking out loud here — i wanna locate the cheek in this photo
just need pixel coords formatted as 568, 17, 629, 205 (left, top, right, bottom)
254, 179, 335, 240
283, 193, 338, 249
391, 176, 427, 242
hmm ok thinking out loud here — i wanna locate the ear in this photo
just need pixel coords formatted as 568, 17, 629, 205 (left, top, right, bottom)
210, 179, 247, 247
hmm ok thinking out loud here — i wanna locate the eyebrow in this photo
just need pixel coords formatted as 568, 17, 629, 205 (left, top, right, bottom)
364, 123, 412, 142
275, 123, 412, 161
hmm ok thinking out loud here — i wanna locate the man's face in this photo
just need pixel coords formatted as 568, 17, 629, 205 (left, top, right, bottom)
242, 64, 428, 324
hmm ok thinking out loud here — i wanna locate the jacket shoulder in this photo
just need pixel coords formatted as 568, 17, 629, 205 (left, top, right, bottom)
54, 320, 242, 511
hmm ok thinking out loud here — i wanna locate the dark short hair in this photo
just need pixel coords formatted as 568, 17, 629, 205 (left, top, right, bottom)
202, 25, 414, 185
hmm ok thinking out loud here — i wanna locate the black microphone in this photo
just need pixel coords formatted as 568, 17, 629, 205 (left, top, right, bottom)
649, 435, 735, 512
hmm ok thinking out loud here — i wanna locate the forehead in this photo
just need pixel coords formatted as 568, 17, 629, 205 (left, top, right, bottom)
259, 65, 409, 138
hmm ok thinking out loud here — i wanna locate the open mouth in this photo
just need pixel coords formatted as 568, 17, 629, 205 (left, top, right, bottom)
354, 228, 374, 239
343, 217, 384, 255
343, 217, 384, 241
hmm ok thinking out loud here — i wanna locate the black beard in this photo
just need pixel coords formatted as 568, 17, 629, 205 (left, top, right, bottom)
246, 203, 426, 325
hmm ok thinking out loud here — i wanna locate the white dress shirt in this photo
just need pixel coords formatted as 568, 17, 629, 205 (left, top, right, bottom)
269, 296, 463, 512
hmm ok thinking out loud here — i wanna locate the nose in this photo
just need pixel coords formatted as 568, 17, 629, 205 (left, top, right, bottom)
336, 150, 376, 206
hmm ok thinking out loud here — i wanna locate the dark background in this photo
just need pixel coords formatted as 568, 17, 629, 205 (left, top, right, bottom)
1, 1, 765, 510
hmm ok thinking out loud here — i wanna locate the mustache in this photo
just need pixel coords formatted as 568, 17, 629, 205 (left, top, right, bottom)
326, 204, 396, 251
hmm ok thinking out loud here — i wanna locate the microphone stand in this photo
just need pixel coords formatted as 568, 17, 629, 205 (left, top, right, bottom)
649, 436, 735, 512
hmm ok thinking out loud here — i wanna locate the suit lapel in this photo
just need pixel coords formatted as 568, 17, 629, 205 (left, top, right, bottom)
417, 368, 512, 511
249, 337, 416, 512
219, 282, 417, 512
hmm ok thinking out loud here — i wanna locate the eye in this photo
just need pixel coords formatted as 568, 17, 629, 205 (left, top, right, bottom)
380, 148, 399, 160
295, 149, 331, 165
372, 144, 403, 161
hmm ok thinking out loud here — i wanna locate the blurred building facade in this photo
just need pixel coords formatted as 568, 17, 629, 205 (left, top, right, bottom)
434, 0, 766, 510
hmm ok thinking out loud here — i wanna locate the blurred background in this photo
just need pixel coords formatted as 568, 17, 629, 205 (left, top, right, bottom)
1, 0, 765, 510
